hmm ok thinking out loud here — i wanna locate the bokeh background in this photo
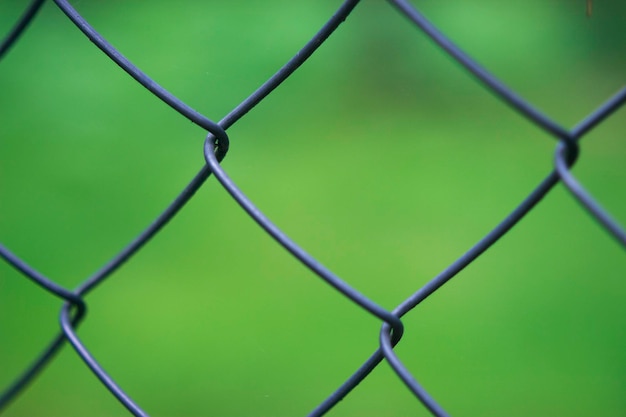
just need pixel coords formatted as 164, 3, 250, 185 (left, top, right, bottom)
1, 1, 625, 416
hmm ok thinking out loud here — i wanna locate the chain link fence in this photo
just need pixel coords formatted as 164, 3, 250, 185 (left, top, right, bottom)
1, 1, 625, 416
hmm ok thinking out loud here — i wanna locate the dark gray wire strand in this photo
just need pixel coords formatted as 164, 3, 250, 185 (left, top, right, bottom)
393, 174, 559, 317
0, 222, 85, 413
0, 304, 86, 413
0, 243, 83, 308
0, 246, 87, 410
570, 87, 626, 139
203, 138, 404, 340
0, 310, 85, 411
556, 86, 626, 247
388, 0, 575, 148
0, 334, 65, 410
51, 0, 227, 142
76, 165, 218, 296
554, 143, 626, 246
379, 323, 451, 417
0, 0, 46, 59
0, 1, 363, 414
59, 305, 148, 417
219, 0, 362, 129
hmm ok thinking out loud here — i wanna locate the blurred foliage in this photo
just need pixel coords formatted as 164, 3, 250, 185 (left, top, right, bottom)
1, 1, 625, 416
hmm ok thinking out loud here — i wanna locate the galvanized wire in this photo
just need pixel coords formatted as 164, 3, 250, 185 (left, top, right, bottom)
1, 1, 624, 416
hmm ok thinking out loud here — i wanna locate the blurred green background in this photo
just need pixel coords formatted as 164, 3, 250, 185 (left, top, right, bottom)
1, 1, 625, 416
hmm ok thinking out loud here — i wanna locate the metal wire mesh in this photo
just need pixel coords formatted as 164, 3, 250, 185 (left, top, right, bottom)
1, 1, 625, 416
